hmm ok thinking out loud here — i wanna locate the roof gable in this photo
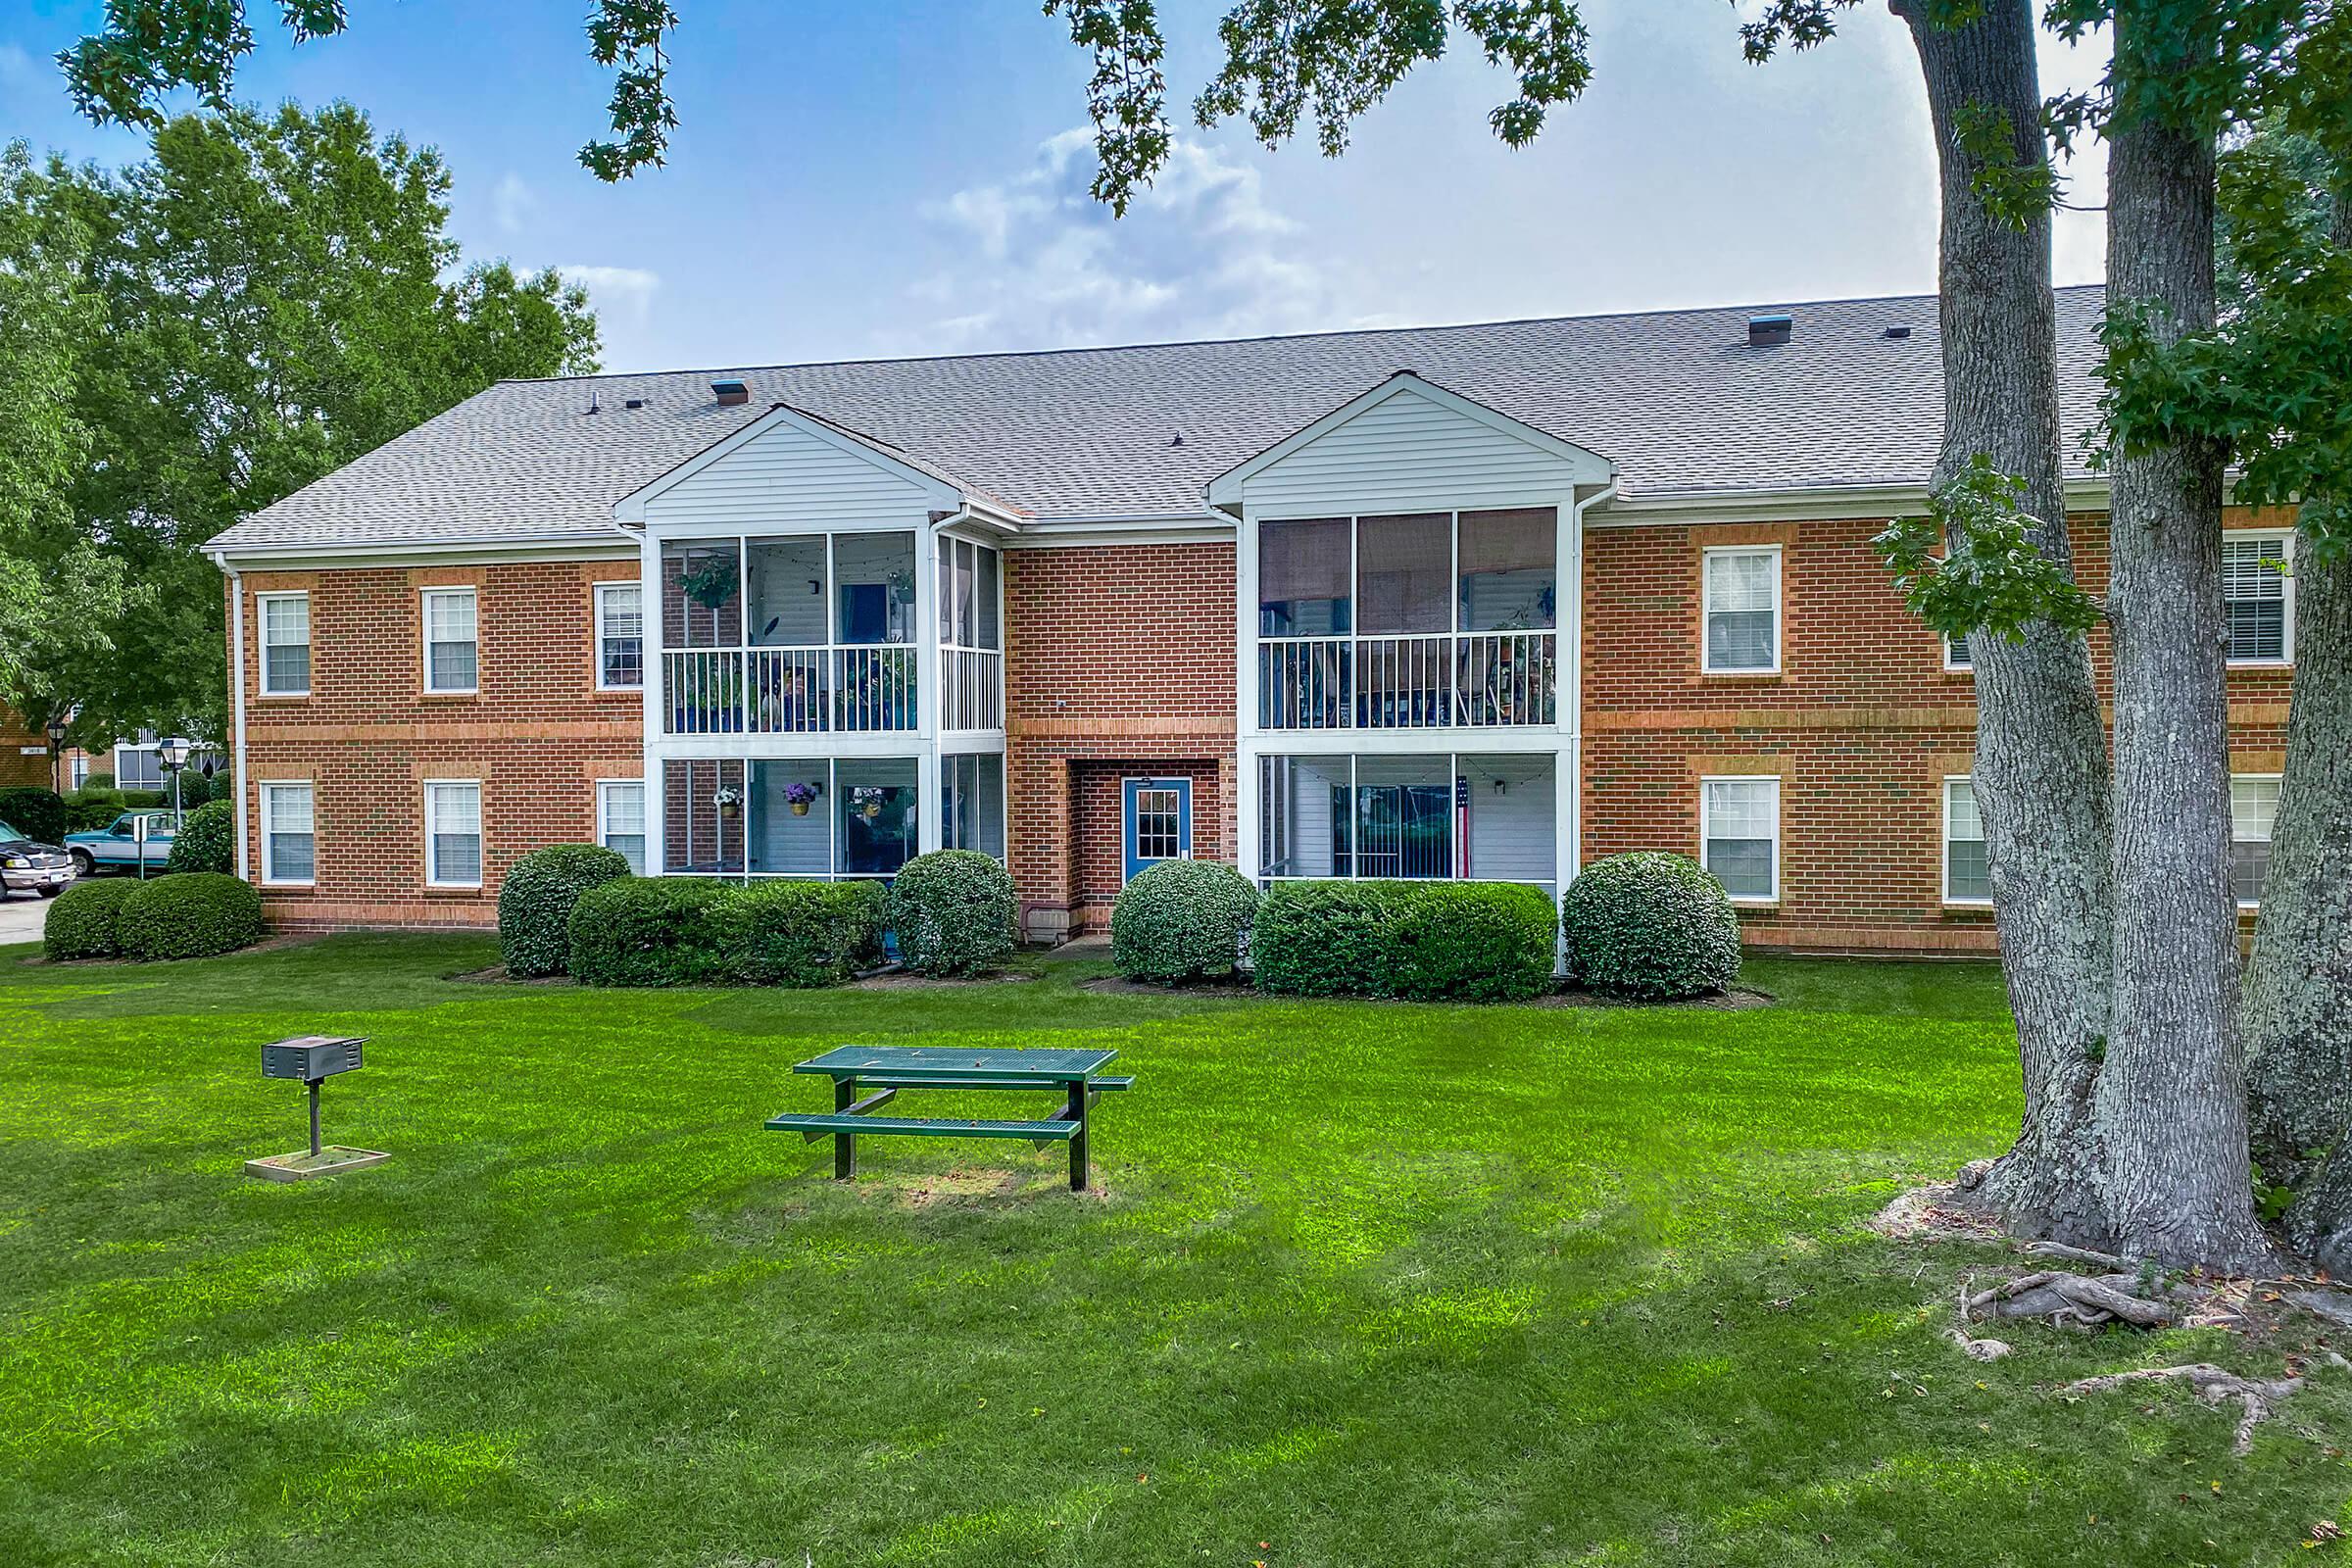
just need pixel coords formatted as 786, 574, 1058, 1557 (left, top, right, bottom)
615, 402, 968, 525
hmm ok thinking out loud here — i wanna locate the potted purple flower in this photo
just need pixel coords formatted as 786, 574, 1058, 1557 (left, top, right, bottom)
784, 780, 820, 816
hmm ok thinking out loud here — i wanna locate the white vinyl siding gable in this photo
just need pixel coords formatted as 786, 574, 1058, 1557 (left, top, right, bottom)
2222, 533, 2293, 664
639, 417, 933, 529
259, 592, 311, 695
260, 782, 315, 885
425, 781, 483, 887
1239, 388, 1587, 515
422, 588, 478, 693
1701, 776, 1779, 903
1702, 547, 1782, 673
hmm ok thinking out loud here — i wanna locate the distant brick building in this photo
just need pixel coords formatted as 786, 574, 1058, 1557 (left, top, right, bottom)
205, 288, 2296, 952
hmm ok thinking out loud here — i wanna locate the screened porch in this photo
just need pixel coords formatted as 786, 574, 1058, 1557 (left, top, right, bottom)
1256, 752, 1559, 893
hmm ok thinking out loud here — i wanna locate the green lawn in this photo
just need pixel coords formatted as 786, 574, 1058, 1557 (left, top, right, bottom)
1, 937, 2342, 1566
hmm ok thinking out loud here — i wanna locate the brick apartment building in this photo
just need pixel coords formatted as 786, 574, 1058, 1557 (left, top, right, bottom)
202, 287, 2296, 954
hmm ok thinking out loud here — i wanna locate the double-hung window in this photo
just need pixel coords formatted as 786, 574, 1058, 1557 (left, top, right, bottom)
260, 782, 316, 885
594, 583, 643, 690
1702, 547, 1782, 673
1943, 778, 1991, 905
425, 780, 483, 887
2222, 533, 2292, 663
259, 592, 311, 695
1701, 776, 1780, 902
2230, 775, 2280, 908
598, 779, 647, 874
422, 587, 479, 693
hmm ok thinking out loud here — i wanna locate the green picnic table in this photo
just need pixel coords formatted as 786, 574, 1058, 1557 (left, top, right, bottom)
765, 1046, 1134, 1190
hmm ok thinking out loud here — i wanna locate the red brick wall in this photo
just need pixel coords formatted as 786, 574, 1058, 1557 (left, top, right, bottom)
1581, 506, 2296, 953
0, 716, 54, 789
1004, 541, 1238, 936
233, 558, 642, 930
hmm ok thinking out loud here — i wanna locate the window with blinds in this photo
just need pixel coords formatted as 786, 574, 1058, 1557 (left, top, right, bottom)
1944, 778, 1990, 904
422, 587, 479, 692
2230, 775, 2280, 907
425, 780, 483, 886
2222, 534, 2291, 662
1701, 776, 1780, 901
1703, 548, 1782, 673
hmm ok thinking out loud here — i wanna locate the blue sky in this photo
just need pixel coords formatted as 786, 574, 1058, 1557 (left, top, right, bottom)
0, 1, 2111, 373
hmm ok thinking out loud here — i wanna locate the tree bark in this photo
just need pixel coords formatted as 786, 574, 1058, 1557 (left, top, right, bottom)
1892, 0, 2114, 1243
2091, 3, 2273, 1272
2243, 190, 2352, 1268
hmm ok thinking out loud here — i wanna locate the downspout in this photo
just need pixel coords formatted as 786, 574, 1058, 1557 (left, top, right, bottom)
217, 552, 251, 884
1563, 477, 1618, 919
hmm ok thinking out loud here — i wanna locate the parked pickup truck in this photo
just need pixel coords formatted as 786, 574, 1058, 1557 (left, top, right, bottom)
0, 818, 74, 896
64, 811, 178, 877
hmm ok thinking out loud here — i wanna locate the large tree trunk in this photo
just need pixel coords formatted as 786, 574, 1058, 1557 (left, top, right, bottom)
1892, 0, 2114, 1243
2243, 189, 2352, 1269
2090, 3, 2273, 1272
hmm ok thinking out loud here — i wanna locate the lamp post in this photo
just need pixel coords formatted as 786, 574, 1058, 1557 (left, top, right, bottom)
158, 734, 192, 828
45, 715, 66, 796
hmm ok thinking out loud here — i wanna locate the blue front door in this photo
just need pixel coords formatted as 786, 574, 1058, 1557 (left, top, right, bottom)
1122, 777, 1192, 881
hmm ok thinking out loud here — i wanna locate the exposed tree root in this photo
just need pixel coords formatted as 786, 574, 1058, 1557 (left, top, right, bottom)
1966, 1269, 2177, 1329
2056, 1363, 2305, 1457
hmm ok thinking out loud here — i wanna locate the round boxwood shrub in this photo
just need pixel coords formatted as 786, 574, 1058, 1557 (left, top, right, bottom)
43, 876, 143, 960
119, 872, 265, 961
711, 880, 885, 986
885, 850, 1015, 976
166, 799, 235, 874
1250, 880, 1557, 1002
1111, 858, 1259, 984
0, 786, 67, 846
567, 877, 736, 987
500, 844, 633, 977
1561, 851, 1741, 1000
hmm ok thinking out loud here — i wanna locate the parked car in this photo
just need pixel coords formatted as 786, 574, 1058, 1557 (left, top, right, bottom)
64, 810, 178, 877
0, 818, 74, 897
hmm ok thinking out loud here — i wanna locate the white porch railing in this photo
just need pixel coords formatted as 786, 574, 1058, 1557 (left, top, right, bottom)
1256, 630, 1556, 729
941, 647, 1004, 732
662, 645, 921, 735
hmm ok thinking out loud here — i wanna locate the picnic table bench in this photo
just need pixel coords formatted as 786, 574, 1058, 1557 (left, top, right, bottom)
765, 1046, 1132, 1190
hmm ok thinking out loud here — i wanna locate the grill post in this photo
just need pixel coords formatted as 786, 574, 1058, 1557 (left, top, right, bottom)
308, 1079, 322, 1157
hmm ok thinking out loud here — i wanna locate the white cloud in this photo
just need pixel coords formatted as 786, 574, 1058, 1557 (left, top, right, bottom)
492, 172, 537, 236
899, 129, 1381, 354
557, 265, 662, 329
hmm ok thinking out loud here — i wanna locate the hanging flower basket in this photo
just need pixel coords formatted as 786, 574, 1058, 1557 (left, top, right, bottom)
713, 786, 742, 820
851, 785, 886, 820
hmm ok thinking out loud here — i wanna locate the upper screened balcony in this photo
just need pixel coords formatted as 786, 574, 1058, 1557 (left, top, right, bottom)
658, 531, 1002, 737
1257, 508, 1559, 730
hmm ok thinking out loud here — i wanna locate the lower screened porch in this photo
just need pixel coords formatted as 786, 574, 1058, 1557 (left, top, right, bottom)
1250, 748, 1567, 901
657, 752, 1004, 880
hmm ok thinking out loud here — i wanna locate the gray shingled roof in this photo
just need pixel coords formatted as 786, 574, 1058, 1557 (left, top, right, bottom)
209, 285, 2110, 553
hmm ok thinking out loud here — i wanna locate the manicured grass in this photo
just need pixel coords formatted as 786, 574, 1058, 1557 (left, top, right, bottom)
1, 935, 2342, 1565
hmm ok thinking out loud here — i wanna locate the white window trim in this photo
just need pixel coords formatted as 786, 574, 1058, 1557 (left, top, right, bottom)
597, 777, 648, 870
1698, 773, 1781, 906
258, 780, 316, 888
1942, 633, 1973, 675
423, 778, 484, 889
256, 590, 312, 697
2230, 771, 2281, 911
1700, 544, 1784, 676
419, 585, 480, 695
2224, 529, 2295, 668
592, 580, 644, 691
1941, 774, 1992, 907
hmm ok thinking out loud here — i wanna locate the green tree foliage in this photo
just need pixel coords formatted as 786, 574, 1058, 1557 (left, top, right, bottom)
165, 799, 236, 875
5, 103, 599, 744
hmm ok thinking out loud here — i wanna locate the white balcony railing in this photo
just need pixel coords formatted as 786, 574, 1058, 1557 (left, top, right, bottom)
1257, 630, 1556, 730
942, 647, 1004, 732
662, 645, 920, 735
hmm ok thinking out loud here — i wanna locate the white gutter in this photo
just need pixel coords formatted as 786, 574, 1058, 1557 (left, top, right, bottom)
216, 552, 250, 884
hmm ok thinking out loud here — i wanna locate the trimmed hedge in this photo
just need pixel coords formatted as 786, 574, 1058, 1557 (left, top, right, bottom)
1111, 858, 1259, 984
166, 800, 236, 874
66, 787, 168, 831
119, 873, 265, 961
565, 877, 888, 987
712, 881, 885, 987
1250, 879, 1557, 1002
885, 850, 1016, 976
0, 787, 66, 846
1561, 852, 1741, 1000
567, 878, 735, 987
499, 844, 633, 977
43, 877, 142, 960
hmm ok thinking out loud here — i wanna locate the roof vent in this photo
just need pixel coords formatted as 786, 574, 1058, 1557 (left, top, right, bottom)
623, 397, 646, 410
1883, 324, 1913, 340
1747, 314, 1792, 348
1170, 431, 1185, 447
711, 378, 750, 407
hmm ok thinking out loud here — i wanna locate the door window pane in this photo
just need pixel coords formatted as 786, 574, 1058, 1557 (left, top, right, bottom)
2231, 775, 2280, 906
1259, 517, 1351, 636
1945, 778, 1989, 902
426, 782, 482, 885
1702, 777, 1778, 899
1703, 550, 1780, 672
1357, 513, 1451, 634
1458, 508, 1556, 631
837, 757, 917, 875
